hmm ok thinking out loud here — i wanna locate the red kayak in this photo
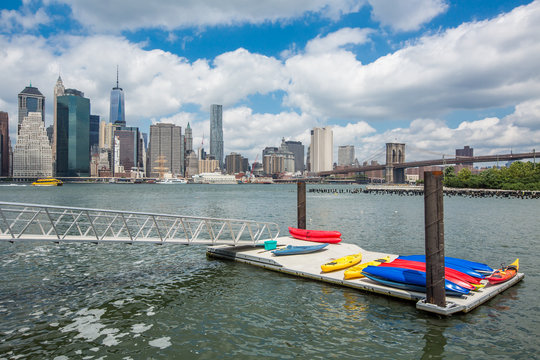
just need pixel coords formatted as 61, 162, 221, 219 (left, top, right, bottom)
379, 261, 476, 290
289, 233, 342, 244
288, 227, 341, 239
387, 259, 482, 284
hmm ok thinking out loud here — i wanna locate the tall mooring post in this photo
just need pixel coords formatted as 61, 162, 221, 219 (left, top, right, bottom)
424, 171, 446, 306
297, 181, 306, 229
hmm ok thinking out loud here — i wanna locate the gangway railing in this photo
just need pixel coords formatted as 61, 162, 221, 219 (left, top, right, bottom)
0, 202, 280, 246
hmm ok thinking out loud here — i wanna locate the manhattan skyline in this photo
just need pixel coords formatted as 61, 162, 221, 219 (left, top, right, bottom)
1, 0, 539, 165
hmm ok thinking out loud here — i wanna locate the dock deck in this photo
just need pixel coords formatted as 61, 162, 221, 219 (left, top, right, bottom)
207, 236, 524, 315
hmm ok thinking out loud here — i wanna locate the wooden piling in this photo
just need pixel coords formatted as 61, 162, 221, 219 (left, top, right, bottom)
424, 171, 445, 307
297, 181, 306, 229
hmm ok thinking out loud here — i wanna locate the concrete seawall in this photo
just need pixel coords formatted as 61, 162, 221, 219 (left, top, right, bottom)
308, 185, 540, 199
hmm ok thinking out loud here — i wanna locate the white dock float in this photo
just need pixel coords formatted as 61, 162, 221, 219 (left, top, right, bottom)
207, 236, 525, 315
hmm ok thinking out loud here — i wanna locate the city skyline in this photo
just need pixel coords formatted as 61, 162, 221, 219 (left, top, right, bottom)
1, 0, 539, 165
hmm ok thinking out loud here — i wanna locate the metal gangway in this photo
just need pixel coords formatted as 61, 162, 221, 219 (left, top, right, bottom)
0, 202, 280, 246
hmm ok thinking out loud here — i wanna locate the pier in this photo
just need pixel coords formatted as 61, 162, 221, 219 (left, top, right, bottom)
207, 236, 524, 315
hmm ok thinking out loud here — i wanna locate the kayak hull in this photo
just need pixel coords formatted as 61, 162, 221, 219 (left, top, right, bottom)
362, 273, 466, 297
399, 255, 493, 274
486, 259, 519, 285
272, 243, 329, 256
362, 266, 470, 295
397, 256, 486, 279
321, 253, 362, 272
289, 234, 342, 244
343, 256, 391, 280
288, 227, 341, 238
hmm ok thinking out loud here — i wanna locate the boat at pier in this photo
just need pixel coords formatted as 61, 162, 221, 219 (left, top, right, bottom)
156, 178, 188, 184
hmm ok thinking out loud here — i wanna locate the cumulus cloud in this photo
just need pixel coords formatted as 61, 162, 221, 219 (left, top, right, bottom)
0, 7, 50, 31
52, 0, 364, 32
305, 27, 374, 54
368, 0, 448, 31
284, 1, 540, 121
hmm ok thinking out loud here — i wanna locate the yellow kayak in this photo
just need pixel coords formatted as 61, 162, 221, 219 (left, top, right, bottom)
321, 253, 362, 272
343, 256, 391, 280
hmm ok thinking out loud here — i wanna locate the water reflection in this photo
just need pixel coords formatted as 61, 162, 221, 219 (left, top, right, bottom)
421, 319, 448, 360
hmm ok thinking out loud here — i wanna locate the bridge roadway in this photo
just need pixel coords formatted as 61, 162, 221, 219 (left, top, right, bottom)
319, 151, 537, 176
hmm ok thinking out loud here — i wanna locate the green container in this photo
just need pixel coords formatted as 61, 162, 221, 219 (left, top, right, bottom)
264, 240, 277, 250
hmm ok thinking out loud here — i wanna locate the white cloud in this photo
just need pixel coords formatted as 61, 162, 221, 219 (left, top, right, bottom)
305, 27, 373, 54
284, 1, 540, 121
52, 0, 365, 32
0, 7, 50, 31
368, 0, 448, 31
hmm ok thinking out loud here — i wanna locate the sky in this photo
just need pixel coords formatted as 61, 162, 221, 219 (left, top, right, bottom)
1, 0, 539, 165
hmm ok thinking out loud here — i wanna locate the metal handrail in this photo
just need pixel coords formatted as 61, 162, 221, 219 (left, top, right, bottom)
0, 202, 280, 245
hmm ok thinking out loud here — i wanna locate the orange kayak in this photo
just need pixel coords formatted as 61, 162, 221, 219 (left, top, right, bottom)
486, 259, 519, 285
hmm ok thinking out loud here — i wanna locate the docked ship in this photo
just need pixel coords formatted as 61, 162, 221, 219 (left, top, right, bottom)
191, 173, 237, 184
156, 178, 188, 184
31, 178, 63, 186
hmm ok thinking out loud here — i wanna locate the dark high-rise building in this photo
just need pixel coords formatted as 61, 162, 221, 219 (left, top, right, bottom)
210, 104, 223, 169
89, 115, 100, 154
109, 67, 125, 126
113, 127, 142, 174
46, 125, 53, 144
225, 152, 246, 174
185, 122, 193, 153
56, 89, 90, 176
284, 140, 304, 172
18, 84, 45, 133
0, 111, 10, 176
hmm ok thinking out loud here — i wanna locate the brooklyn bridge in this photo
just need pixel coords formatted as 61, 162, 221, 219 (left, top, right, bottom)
318, 143, 537, 184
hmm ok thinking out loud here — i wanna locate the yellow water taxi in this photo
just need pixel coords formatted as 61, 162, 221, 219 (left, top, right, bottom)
31, 178, 63, 186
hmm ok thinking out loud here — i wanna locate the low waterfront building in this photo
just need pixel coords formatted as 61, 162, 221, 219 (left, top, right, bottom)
12, 112, 52, 178
192, 172, 237, 184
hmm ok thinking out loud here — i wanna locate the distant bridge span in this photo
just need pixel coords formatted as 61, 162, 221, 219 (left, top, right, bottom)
319, 151, 537, 180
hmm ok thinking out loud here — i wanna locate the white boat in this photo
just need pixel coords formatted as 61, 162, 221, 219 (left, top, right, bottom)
156, 178, 188, 184
191, 173, 237, 184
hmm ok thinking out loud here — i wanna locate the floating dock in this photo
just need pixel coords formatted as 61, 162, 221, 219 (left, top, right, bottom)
207, 237, 524, 315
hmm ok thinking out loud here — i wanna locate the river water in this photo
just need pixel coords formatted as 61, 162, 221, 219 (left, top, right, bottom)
0, 184, 538, 359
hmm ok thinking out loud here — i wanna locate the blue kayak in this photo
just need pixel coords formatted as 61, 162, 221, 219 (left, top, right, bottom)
397, 256, 489, 278
272, 243, 328, 256
362, 266, 470, 295
399, 255, 493, 273
362, 272, 466, 297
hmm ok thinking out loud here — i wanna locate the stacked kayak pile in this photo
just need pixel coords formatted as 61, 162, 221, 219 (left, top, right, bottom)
361, 256, 519, 296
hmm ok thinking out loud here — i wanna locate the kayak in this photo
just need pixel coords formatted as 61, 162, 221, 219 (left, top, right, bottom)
384, 259, 482, 284
397, 256, 486, 279
486, 259, 519, 285
362, 272, 466, 297
343, 256, 391, 280
321, 253, 362, 272
288, 227, 341, 238
288, 234, 342, 244
399, 255, 493, 274
362, 266, 470, 295
272, 243, 329, 256
379, 261, 475, 291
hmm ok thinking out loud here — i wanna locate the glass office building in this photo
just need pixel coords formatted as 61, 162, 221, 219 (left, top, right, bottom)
18, 85, 45, 133
56, 89, 90, 176
210, 104, 223, 169
109, 69, 125, 126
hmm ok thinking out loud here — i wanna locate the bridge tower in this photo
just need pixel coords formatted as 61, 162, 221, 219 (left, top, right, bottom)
385, 143, 406, 184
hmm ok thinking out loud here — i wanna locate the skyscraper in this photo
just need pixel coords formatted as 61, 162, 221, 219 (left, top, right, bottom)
12, 112, 52, 178
56, 89, 90, 176
148, 123, 183, 178
89, 115, 100, 154
185, 122, 193, 153
109, 67, 125, 126
210, 104, 223, 169
18, 84, 45, 133
53, 76, 65, 163
0, 111, 10, 176
284, 140, 304, 172
310, 127, 333, 172
338, 145, 355, 166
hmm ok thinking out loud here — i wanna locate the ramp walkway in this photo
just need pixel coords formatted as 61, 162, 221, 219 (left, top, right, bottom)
0, 202, 279, 245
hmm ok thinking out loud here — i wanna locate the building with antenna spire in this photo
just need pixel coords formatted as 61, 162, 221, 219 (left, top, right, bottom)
109, 66, 125, 126
52, 75, 65, 166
